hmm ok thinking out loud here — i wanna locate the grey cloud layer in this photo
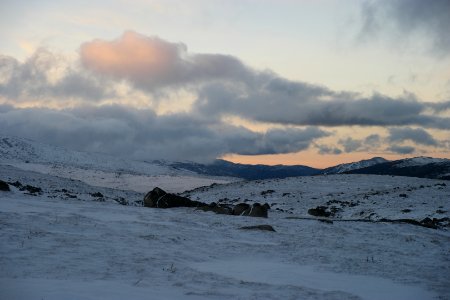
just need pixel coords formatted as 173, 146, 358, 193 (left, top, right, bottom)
1, 32, 449, 131
360, 0, 450, 56
0, 49, 109, 101
0, 31, 448, 161
388, 127, 438, 146
195, 81, 450, 129
0, 104, 327, 162
387, 145, 415, 155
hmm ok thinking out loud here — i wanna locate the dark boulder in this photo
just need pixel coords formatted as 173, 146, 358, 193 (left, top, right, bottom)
144, 187, 206, 208
0, 180, 10, 191
420, 217, 439, 229
241, 203, 269, 218
232, 203, 251, 216
308, 206, 331, 218
197, 203, 233, 215
20, 185, 42, 195
240, 225, 276, 232
144, 187, 166, 207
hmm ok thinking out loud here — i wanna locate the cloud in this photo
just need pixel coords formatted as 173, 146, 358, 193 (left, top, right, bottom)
80, 33, 450, 130
338, 137, 363, 153
316, 144, 343, 155
1, 31, 448, 161
5, 33, 447, 131
388, 127, 438, 146
0, 48, 110, 102
387, 145, 415, 154
359, 0, 450, 57
0, 104, 327, 162
195, 80, 450, 129
364, 134, 381, 147
428, 101, 450, 113
80, 31, 253, 91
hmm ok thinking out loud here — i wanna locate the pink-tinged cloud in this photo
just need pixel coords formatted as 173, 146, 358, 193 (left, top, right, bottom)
80, 31, 185, 85
80, 31, 249, 90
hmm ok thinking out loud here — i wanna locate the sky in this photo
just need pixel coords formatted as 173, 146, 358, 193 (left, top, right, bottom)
0, 0, 449, 167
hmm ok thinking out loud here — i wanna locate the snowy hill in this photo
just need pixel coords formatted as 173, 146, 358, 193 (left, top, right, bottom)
0, 136, 181, 175
1, 166, 449, 299
171, 159, 321, 180
347, 157, 450, 180
323, 157, 388, 174
2, 136, 449, 183
0, 136, 236, 193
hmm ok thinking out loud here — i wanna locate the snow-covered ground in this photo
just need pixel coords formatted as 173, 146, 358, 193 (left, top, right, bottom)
7, 162, 233, 193
1, 166, 449, 299
183, 175, 450, 222
0, 136, 237, 193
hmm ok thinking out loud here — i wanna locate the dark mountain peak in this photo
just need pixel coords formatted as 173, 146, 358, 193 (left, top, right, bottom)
324, 157, 388, 174
345, 156, 450, 180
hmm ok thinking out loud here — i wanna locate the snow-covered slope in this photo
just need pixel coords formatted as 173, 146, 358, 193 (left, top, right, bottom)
0, 136, 237, 193
0, 136, 184, 175
183, 174, 449, 222
323, 157, 388, 174
394, 156, 448, 168
1, 170, 449, 299
348, 156, 450, 180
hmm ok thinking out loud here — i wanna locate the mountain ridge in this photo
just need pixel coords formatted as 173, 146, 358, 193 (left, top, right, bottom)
1, 135, 449, 180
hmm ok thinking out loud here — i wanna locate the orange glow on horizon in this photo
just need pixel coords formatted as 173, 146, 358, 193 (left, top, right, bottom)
223, 151, 450, 169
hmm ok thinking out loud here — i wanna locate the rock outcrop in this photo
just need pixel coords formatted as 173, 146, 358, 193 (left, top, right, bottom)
144, 187, 206, 208
240, 225, 276, 232
144, 187, 269, 218
0, 180, 10, 191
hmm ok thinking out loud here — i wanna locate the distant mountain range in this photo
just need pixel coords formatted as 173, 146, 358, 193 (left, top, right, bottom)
172, 156, 450, 180
170, 160, 321, 180
323, 157, 388, 175
343, 157, 450, 180
1, 135, 449, 180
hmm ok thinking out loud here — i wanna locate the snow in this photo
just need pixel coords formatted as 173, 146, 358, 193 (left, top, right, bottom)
184, 174, 450, 221
1, 136, 449, 299
395, 157, 448, 168
192, 261, 433, 300
1, 172, 449, 299
0, 135, 238, 193
8, 162, 233, 193
1, 279, 191, 300
325, 157, 388, 174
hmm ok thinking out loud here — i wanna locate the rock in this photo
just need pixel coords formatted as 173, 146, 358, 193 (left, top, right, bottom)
91, 192, 104, 198
143, 187, 206, 208
144, 187, 166, 207
197, 203, 233, 215
399, 194, 408, 198
0, 180, 10, 191
318, 219, 333, 224
10, 181, 22, 188
232, 203, 250, 216
307, 206, 331, 218
20, 185, 42, 195
260, 189, 275, 196
420, 217, 439, 229
240, 203, 268, 218
240, 225, 276, 232
115, 197, 127, 205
